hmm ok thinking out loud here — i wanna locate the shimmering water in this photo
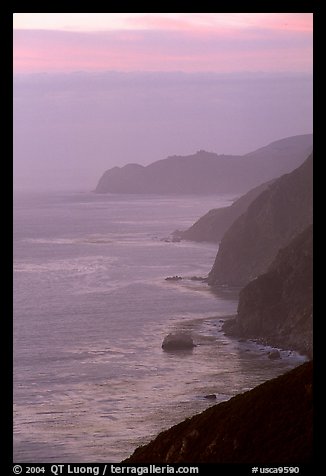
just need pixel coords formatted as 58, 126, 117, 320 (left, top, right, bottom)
13, 191, 307, 462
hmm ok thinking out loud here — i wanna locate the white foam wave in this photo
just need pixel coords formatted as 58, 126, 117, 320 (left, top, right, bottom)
13, 256, 114, 274
24, 234, 115, 246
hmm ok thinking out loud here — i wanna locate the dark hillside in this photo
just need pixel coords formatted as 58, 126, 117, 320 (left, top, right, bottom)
180, 179, 273, 242
124, 361, 312, 464
223, 225, 313, 357
208, 154, 313, 287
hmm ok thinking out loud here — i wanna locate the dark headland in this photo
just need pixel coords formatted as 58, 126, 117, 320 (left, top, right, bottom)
179, 153, 313, 358
207, 153, 313, 287
95, 134, 312, 195
224, 224, 313, 358
95, 135, 313, 464
176, 179, 274, 243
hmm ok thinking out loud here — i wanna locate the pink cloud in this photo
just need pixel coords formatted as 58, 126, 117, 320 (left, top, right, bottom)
254, 13, 313, 32
125, 14, 197, 31
125, 13, 313, 33
13, 26, 312, 74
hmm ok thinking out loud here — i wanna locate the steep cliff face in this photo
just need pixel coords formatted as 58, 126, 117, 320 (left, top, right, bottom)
95, 134, 312, 195
180, 180, 273, 242
224, 225, 313, 356
124, 361, 312, 464
208, 154, 313, 287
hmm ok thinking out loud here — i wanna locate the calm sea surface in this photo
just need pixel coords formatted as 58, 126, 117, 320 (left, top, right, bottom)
13, 191, 307, 462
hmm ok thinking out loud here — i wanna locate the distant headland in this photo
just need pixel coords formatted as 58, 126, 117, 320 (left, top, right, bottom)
94, 134, 312, 195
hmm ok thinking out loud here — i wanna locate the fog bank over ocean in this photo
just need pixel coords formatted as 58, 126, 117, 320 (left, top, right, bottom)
13, 71, 312, 191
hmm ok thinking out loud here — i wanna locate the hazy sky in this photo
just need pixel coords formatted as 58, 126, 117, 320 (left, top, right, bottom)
13, 13, 313, 191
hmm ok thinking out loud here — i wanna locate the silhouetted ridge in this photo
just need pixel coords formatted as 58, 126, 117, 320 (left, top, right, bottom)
95, 134, 312, 195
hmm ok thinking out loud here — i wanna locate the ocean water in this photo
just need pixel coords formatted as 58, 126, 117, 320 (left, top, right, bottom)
13, 191, 307, 463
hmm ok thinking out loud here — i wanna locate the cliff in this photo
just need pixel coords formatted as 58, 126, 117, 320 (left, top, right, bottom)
208, 153, 313, 287
95, 134, 312, 195
179, 180, 273, 242
224, 225, 313, 357
124, 361, 312, 464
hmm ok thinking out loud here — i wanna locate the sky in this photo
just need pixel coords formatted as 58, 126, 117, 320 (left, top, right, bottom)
13, 13, 313, 191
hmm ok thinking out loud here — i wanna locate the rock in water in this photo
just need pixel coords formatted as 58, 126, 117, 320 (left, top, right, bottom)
162, 332, 196, 351
204, 394, 217, 400
268, 350, 281, 360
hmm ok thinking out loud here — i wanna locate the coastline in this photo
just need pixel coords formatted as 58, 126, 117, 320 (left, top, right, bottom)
222, 316, 313, 360
123, 360, 312, 463
120, 288, 311, 463
13, 192, 314, 461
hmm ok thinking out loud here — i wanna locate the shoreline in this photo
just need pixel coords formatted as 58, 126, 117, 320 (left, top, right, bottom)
222, 316, 313, 360
120, 310, 309, 463
123, 360, 312, 463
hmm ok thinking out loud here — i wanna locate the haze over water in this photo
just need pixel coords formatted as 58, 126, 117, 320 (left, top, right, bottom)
13, 13, 313, 463
13, 13, 312, 191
